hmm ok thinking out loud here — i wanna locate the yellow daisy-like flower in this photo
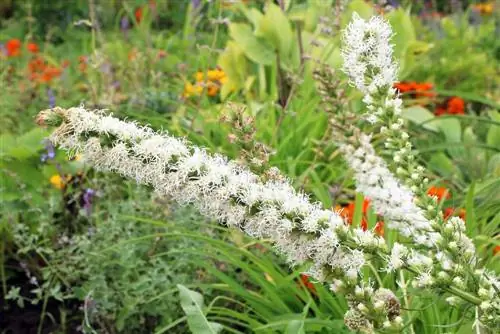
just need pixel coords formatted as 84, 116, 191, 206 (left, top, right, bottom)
50, 174, 65, 190
183, 82, 203, 98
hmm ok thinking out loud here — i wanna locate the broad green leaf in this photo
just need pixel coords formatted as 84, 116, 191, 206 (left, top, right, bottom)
399, 40, 432, 79
487, 111, 500, 148
435, 117, 461, 143
218, 41, 248, 99
434, 117, 463, 159
341, 0, 374, 27
401, 106, 439, 132
386, 8, 415, 58
229, 23, 275, 65
239, 7, 263, 28
429, 152, 463, 179
255, 4, 293, 57
177, 285, 222, 334
488, 154, 500, 176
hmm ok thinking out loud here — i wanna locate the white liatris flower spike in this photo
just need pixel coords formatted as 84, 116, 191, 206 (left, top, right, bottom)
342, 13, 397, 95
340, 134, 441, 247
36, 106, 400, 333
340, 14, 500, 329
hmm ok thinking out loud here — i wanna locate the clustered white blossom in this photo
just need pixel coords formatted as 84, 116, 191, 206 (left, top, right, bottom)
341, 14, 499, 329
340, 134, 441, 247
342, 13, 397, 97
37, 107, 405, 332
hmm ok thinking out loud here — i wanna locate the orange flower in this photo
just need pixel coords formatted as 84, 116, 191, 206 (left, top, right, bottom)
458, 208, 466, 221
335, 198, 371, 231
299, 274, 316, 294
6, 39, 21, 57
374, 221, 384, 237
135, 7, 143, 23
62, 59, 70, 68
39, 65, 62, 83
27, 57, 61, 84
427, 186, 451, 201
494, 245, 500, 256
360, 218, 368, 231
443, 207, 454, 220
446, 97, 465, 115
206, 81, 219, 97
78, 55, 87, 73
394, 81, 435, 98
27, 42, 39, 53
435, 97, 465, 116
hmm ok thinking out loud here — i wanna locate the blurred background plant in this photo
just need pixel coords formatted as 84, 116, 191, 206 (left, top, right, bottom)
1, 0, 499, 333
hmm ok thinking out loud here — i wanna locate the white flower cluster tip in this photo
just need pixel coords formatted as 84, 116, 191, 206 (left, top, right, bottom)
342, 13, 397, 95
42, 107, 390, 284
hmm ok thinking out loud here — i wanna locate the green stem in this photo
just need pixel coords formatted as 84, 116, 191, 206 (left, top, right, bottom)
444, 286, 482, 306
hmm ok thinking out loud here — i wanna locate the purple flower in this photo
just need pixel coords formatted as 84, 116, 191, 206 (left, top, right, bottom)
47, 88, 56, 108
40, 139, 56, 162
83, 188, 96, 215
0, 44, 7, 57
120, 16, 130, 32
191, 0, 201, 9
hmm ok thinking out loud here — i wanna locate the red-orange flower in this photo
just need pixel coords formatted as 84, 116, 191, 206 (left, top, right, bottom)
27, 57, 62, 84
299, 274, 316, 294
435, 97, 465, 116
494, 245, 500, 256
374, 221, 384, 237
135, 7, 143, 23
27, 42, 39, 54
427, 186, 451, 201
78, 56, 87, 73
335, 199, 371, 231
446, 97, 465, 114
393, 81, 435, 98
6, 39, 21, 57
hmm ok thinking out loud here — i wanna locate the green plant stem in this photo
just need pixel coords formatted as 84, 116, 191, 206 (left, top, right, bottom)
444, 286, 483, 306
399, 271, 416, 334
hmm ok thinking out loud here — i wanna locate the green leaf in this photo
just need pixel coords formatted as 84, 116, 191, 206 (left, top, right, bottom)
285, 320, 306, 334
255, 3, 293, 57
218, 41, 248, 99
239, 7, 263, 28
229, 23, 275, 65
341, 0, 374, 27
435, 117, 461, 143
401, 106, 439, 132
177, 285, 222, 334
386, 8, 415, 59
428, 152, 462, 179
487, 111, 500, 148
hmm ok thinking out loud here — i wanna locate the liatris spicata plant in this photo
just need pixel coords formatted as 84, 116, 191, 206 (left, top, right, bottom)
36, 106, 403, 332
338, 13, 499, 330
34, 13, 499, 333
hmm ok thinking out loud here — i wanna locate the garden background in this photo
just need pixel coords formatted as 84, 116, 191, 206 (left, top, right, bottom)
0, 0, 499, 333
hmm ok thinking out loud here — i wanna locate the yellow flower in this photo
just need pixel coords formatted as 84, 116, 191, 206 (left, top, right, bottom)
183, 82, 203, 98
207, 69, 226, 81
195, 71, 204, 82
473, 2, 494, 15
50, 174, 66, 190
